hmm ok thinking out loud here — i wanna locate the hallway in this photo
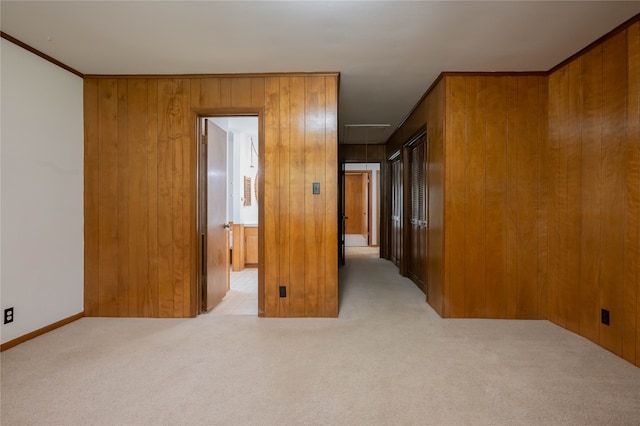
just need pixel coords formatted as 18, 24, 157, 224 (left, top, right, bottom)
1, 251, 640, 425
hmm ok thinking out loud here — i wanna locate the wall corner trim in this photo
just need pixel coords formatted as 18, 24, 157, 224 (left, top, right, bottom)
0, 312, 85, 352
0, 32, 84, 78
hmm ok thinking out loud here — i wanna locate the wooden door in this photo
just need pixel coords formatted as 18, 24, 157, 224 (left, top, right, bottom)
408, 136, 426, 292
390, 156, 402, 267
205, 120, 230, 311
345, 173, 367, 235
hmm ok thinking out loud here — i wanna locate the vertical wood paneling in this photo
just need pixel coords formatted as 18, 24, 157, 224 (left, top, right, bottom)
277, 77, 291, 318
231, 78, 251, 107
557, 67, 570, 328
219, 78, 232, 108
516, 76, 539, 319
264, 77, 280, 317
547, 24, 640, 366
626, 23, 640, 366
84, 79, 100, 316
85, 73, 339, 319
464, 77, 486, 317
200, 78, 221, 107
485, 77, 508, 318
289, 77, 307, 317
426, 81, 445, 316
128, 80, 149, 316
304, 77, 326, 316
117, 80, 130, 317
147, 80, 159, 317
251, 77, 265, 108
600, 32, 627, 356
565, 61, 582, 331
182, 79, 192, 317
97, 79, 119, 317
156, 79, 175, 317
441, 75, 545, 319
547, 71, 561, 325
325, 76, 339, 316
171, 79, 185, 317
505, 77, 518, 319
579, 46, 603, 343
537, 77, 549, 320
445, 76, 466, 317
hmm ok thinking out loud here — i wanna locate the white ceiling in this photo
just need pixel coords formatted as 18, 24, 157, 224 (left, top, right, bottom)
2, 1, 639, 144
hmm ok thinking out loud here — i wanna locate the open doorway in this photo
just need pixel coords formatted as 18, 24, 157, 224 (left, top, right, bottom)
197, 116, 260, 315
343, 163, 380, 254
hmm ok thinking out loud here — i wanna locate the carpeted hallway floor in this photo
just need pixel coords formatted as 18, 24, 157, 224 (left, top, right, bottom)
1, 248, 639, 425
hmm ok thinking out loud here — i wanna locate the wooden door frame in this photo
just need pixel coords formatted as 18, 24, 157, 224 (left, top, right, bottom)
345, 169, 374, 246
194, 109, 265, 317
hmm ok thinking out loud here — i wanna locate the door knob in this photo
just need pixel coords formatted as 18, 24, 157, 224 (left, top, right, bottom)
223, 223, 230, 229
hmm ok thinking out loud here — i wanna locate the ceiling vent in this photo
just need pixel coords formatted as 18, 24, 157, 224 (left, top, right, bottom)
342, 124, 390, 145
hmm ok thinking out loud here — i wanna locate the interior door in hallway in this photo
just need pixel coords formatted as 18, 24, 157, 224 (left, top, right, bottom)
344, 172, 368, 238
390, 155, 402, 267
205, 120, 230, 311
408, 136, 426, 292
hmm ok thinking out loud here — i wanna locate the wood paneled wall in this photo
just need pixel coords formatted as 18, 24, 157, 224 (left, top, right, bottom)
385, 79, 446, 315
546, 22, 639, 366
444, 74, 548, 319
340, 144, 386, 163
84, 74, 339, 318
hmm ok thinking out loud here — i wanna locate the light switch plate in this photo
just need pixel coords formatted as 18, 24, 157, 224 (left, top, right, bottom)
312, 182, 320, 194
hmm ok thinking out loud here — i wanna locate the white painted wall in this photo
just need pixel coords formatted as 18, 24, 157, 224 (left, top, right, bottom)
0, 39, 84, 344
345, 163, 380, 245
208, 117, 259, 225
232, 132, 259, 225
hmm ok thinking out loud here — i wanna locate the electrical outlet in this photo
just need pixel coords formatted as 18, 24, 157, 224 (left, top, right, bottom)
601, 308, 610, 326
4, 307, 14, 324
279, 286, 287, 298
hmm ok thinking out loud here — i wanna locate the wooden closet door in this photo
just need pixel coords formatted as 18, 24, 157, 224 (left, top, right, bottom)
408, 138, 426, 292
390, 157, 402, 267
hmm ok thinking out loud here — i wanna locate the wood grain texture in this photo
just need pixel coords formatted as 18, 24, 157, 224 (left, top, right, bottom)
128, 79, 150, 316
264, 77, 280, 316
626, 22, 640, 367
325, 75, 339, 316
85, 73, 339, 318
278, 76, 291, 318
556, 67, 570, 329
505, 77, 519, 319
547, 71, 561, 325
464, 76, 487, 317
445, 76, 466, 317
547, 24, 640, 366
440, 75, 546, 319
484, 77, 508, 319
579, 46, 602, 343
564, 61, 582, 332
599, 32, 627, 356
537, 77, 549, 320
516, 76, 540, 319
426, 81, 445, 315
304, 76, 326, 316
117, 80, 130, 317
289, 76, 306, 317
83, 79, 99, 316
97, 79, 119, 317
147, 80, 160, 318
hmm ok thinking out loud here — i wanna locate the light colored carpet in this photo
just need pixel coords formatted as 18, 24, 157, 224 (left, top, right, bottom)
2, 248, 640, 425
